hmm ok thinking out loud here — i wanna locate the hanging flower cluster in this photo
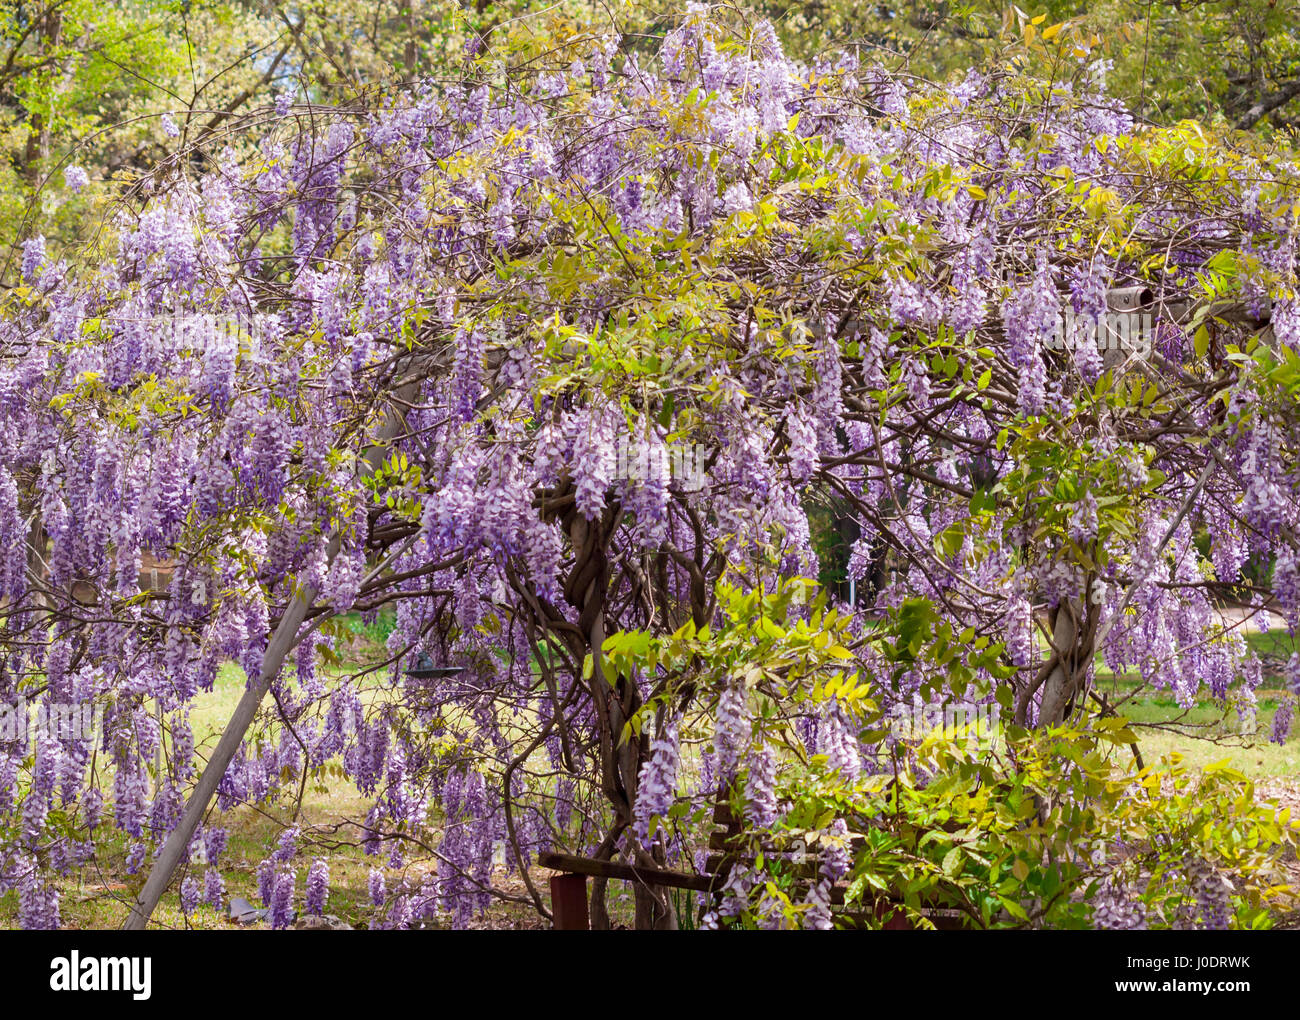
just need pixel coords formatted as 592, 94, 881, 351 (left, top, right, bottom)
1, 8, 1297, 929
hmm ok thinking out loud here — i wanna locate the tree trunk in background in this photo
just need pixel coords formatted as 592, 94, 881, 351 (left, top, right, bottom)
23, 9, 62, 184
1036, 597, 1098, 728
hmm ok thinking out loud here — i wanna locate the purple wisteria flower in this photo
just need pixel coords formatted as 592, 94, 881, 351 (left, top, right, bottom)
64, 165, 89, 193
634, 718, 681, 846
305, 857, 330, 915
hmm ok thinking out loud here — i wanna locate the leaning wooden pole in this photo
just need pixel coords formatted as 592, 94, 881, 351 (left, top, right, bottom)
123, 575, 326, 928
124, 377, 419, 929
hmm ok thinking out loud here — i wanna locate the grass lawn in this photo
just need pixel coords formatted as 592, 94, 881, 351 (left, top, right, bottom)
1093, 629, 1300, 776
3, 615, 1297, 929
0, 615, 410, 930
0, 656, 386, 929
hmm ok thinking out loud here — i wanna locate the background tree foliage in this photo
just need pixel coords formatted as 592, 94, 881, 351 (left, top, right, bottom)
8, 0, 1299, 274
727, 1, 1300, 130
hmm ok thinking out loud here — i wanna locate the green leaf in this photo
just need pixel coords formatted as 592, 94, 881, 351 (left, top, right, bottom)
1194, 325, 1209, 360
999, 896, 1029, 921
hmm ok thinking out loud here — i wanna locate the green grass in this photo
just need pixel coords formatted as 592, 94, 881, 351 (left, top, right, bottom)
5, 611, 1298, 929
0, 657, 388, 930
0, 608, 558, 930
1092, 628, 1300, 777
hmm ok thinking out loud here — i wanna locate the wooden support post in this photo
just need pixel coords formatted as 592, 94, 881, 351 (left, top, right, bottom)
550, 873, 590, 930
123, 373, 428, 930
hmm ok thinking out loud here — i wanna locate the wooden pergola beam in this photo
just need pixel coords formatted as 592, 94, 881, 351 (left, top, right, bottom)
538, 851, 722, 894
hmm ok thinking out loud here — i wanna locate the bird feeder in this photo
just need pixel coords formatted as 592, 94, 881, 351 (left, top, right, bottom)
404, 650, 465, 681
